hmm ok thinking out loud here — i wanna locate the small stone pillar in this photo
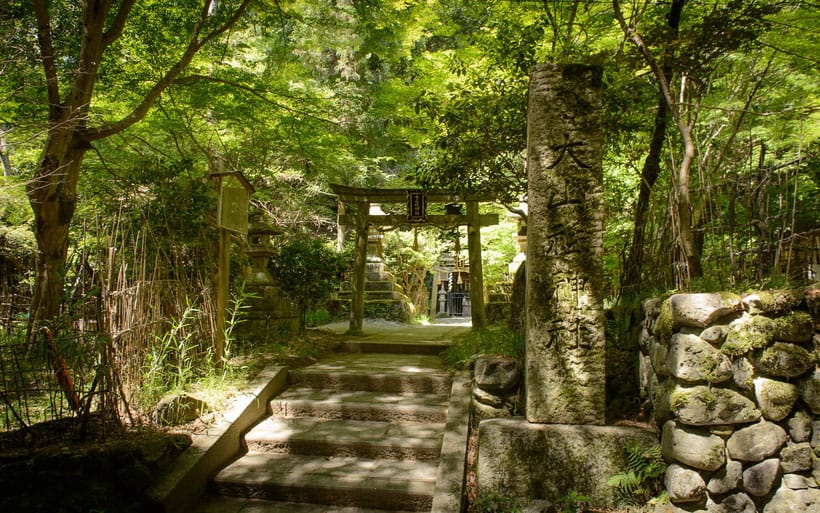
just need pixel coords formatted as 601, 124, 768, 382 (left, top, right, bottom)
525, 63, 605, 425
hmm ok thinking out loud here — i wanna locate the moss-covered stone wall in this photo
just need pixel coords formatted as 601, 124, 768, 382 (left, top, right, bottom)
640, 287, 819, 511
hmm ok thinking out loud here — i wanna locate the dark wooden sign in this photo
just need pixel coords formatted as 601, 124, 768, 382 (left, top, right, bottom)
407, 190, 427, 223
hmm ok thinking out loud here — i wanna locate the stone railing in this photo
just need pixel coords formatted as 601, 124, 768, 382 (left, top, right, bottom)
640, 288, 819, 512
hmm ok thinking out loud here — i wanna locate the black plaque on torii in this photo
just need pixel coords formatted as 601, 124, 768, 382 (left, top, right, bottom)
406, 190, 427, 223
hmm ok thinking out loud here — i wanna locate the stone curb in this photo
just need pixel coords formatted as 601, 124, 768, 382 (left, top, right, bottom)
431, 370, 471, 513
147, 365, 288, 513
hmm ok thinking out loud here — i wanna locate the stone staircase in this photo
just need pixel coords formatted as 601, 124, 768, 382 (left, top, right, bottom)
193, 352, 454, 513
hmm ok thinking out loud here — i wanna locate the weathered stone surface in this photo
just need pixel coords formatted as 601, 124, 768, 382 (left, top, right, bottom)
650, 340, 670, 377
700, 325, 729, 346
525, 63, 605, 425
707, 459, 743, 495
706, 492, 756, 513
722, 313, 775, 356
652, 377, 676, 425
754, 377, 799, 421
665, 463, 706, 503
762, 486, 820, 513
752, 342, 815, 378
743, 458, 781, 497
772, 312, 814, 343
666, 333, 733, 384
813, 420, 820, 454
780, 442, 813, 473
788, 409, 813, 443
732, 357, 755, 390
473, 387, 506, 408
671, 385, 760, 426
476, 418, 657, 508
153, 393, 208, 426
662, 421, 725, 471
798, 370, 820, 414
474, 356, 520, 394
669, 293, 741, 329
783, 473, 817, 489
744, 290, 805, 317
727, 421, 788, 462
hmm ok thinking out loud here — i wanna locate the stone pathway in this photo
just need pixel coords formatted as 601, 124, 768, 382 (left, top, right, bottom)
191, 320, 470, 513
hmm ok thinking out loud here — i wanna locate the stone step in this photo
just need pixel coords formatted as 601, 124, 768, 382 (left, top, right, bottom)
341, 340, 450, 356
288, 353, 451, 394
213, 452, 437, 511
193, 495, 418, 513
270, 388, 448, 423
245, 417, 444, 460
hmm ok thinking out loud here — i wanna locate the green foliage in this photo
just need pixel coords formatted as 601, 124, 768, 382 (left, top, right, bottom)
269, 238, 350, 332
557, 491, 590, 513
473, 491, 522, 513
607, 442, 667, 506
442, 325, 524, 370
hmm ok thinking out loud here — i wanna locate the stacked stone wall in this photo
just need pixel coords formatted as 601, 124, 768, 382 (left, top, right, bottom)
640, 287, 820, 512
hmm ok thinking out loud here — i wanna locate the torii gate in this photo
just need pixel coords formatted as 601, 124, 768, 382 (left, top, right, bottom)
330, 184, 498, 334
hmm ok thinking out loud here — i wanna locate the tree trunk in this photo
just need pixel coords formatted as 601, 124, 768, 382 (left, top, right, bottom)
621, 95, 668, 296
27, 131, 89, 332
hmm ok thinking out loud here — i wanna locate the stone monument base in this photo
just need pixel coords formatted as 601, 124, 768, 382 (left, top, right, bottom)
477, 418, 657, 508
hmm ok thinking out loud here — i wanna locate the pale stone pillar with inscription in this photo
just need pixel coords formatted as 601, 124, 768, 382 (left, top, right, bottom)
525, 63, 605, 425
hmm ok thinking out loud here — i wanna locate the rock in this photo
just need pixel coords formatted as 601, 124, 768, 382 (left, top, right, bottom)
783, 473, 817, 490
781, 442, 813, 473
700, 325, 729, 346
762, 486, 820, 513
745, 290, 805, 317
666, 333, 733, 384
722, 314, 776, 356
813, 420, 820, 455
727, 421, 788, 462
670, 293, 741, 329
474, 355, 521, 394
772, 312, 814, 343
732, 357, 755, 390
522, 500, 554, 513
706, 492, 756, 513
798, 370, 820, 414
662, 421, 726, 471
665, 463, 706, 503
650, 340, 670, 377
752, 342, 815, 378
652, 377, 676, 425
788, 409, 813, 443
473, 387, 506, 408
153, 393, 208, 426
707, 459, 743, 495
671, 385, 761, 426
754, 377, 799, 421
742, 458, 781, 497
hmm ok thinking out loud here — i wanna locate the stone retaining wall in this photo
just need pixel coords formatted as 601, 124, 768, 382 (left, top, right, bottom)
640, 287, 819, 512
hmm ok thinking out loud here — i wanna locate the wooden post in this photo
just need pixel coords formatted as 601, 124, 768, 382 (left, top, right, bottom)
349, 200, 370, 334
466, 200, 486, 328
215, 226, 229, 366
337, 201, 346, 252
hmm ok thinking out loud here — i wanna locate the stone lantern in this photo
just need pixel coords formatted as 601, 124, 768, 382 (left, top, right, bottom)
245, 213, 278, 286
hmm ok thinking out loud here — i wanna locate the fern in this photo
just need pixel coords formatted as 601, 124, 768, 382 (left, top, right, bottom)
608, 442, 667, 505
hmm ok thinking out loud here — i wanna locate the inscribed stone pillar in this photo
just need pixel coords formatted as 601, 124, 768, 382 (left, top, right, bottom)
525, 63, 605, 425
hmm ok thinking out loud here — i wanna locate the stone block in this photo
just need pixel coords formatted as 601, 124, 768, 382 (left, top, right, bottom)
780, 442, 813, 473
700, 325, 729, 346
722, 314, 775, 357
783, 473, 817, 490
671, 385, 760, 426
727, 420, 788, 462
707, 459, 742, 495
476, 418, 657, 509
798, 370, 820, 414
754, 377, 799, 421
732, 357, 755, 390
752, 342, 815, 378
742, 458, 782, 497
662, 421, 725, 471
762, 484, 820, 513
666, 333, 733, 384
772, 312, 814, 343
664, 463, 706, 504
788, 409, 813, 443
669, 293, 741, 329
705, 492, 756, 513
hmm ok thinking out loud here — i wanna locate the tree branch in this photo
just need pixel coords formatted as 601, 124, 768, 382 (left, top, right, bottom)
103, 0, 137, 49
31, 0, 61, 118
83, 0, 253, 142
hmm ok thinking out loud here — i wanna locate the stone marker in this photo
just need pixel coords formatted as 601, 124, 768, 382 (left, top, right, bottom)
525, 63, 605, 424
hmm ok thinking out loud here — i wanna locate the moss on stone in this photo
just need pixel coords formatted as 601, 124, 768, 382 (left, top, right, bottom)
772, 312, 814, 343
654, 299, 673, 347
721, 315, 775, 357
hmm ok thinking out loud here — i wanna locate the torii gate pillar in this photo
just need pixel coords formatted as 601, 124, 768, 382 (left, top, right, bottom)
467, 200, 486, 329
